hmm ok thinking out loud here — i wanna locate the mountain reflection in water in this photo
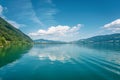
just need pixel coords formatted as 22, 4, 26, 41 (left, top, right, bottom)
0, 44, 120, 80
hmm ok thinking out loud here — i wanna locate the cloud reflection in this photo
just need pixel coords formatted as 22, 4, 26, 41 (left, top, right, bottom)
38, 52, 70, 62
28, 45, 71, 63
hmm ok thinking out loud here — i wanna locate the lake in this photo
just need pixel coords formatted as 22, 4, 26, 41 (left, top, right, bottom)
0, 44, 120, 80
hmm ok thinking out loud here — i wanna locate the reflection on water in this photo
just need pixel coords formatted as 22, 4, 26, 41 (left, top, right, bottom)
0, 45, 32, 68
29, 44, 72, 63
0, 44, 120, 80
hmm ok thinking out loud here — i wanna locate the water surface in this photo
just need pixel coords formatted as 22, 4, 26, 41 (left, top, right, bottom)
0, 44, 120, 80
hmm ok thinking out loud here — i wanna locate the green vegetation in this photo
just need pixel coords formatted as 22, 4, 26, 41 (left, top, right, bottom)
0, 17, 33, 47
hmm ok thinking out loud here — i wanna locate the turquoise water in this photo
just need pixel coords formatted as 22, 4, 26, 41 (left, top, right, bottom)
0, 44, 120, 80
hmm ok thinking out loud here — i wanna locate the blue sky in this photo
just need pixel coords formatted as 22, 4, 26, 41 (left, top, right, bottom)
0, 0, 120, 41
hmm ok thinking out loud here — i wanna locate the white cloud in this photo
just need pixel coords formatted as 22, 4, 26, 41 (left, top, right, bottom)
32, 16, 44, 26
29, 24, 82, 41
0, 5, 3, 15
0, 5, 25, 28
103, 19, 120, 32
7, 20, 25, 28
23, 1, 44, 26
16, 0, 55, 27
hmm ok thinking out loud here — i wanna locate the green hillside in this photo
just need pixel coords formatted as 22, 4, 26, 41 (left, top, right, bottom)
75, 33, 120, 45
0, 17, 33, 46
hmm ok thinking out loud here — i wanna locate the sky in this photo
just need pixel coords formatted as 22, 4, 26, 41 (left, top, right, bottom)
0, 0, 120, 41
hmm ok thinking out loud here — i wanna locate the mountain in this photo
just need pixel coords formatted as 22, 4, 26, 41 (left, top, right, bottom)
34, 39, 66, 44
75, 33, 120, 45
0, 17, 33, 46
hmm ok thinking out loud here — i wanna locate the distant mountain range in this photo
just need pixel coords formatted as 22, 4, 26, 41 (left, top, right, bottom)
0, 17, 33, 46
74, 33, 120, 45
34, 34, 120, 44
34, 33, 120, 45
34, 39, 66, 44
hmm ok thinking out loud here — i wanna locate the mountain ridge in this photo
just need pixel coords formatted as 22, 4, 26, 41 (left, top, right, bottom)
0, 17, 33, 46
74, 33, 120, 44
34, 39, 67, 44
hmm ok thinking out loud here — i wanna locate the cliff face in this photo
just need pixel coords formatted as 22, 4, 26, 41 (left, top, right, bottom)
0, 17, 33, 46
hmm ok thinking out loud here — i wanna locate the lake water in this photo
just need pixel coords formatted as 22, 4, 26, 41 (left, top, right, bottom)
0, 44, 120, 80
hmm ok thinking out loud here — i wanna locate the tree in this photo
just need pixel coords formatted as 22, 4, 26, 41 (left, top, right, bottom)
0, 37, 6, 46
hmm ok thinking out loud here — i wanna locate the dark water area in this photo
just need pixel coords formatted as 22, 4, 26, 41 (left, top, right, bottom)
0, 44, 120, 80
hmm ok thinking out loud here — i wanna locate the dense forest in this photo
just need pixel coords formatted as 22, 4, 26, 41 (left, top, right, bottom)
0, 17, 33, 47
